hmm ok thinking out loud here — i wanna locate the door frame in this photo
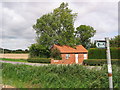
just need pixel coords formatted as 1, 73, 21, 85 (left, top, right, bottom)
75, 54, 78, 64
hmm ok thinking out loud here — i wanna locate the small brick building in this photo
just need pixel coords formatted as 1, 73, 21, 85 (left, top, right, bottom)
51, 44, 88, 64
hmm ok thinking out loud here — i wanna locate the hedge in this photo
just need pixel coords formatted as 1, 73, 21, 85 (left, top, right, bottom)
88, 48, 120, 59
27, 58, 51, 63
83, 59, 120, 66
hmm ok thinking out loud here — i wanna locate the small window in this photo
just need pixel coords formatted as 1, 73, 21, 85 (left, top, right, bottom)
66, 54, 70, 59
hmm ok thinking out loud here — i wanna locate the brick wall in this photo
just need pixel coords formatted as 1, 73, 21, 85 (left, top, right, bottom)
51, 53, 87, 64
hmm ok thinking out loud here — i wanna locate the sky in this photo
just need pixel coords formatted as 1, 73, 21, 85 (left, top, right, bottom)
0, 0, 119, 50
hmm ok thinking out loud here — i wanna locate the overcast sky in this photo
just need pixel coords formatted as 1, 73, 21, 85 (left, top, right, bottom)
0, 0, 119, 50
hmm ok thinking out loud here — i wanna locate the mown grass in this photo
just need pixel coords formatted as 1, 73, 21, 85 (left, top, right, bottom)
0, 58, 28, 62
2, 63, 120, 88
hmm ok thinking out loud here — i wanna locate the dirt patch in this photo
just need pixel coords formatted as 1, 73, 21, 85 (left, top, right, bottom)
0, 54, 29, 59
0, 84, 15, 88
84, 66, 102, 70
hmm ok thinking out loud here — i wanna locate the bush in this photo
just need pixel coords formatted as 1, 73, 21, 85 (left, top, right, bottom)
83, 59, 120, 66
27, 58, 51, 63
88, 48, 120, 59
29, 44, 50, 58
50, 48, 62, 60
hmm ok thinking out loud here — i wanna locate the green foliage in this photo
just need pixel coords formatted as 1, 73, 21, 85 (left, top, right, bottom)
33, 2, 77, 47
27, 58, 51, 63
83, 59, 120, 66
75, 25, 96, 48
32, 2, 97, 49
2, 63, 120, 88
110, 35, 120, 47
29, 44, 50, 58
1, 58, 27, 62
50, 48, 62, 60
88, 48, 106, 59
90, 42, 96, 48
88, 48, 120, 59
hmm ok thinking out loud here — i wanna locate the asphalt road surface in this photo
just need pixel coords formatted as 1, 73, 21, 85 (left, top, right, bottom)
0, 60, 102, 70
0, 60, 48, 66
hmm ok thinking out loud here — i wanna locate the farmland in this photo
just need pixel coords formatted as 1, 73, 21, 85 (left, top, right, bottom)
0, 54, 29, 59
2, 63, 120, 88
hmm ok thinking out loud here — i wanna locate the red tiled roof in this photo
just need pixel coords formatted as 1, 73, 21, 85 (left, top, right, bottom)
53, 44, 88, 53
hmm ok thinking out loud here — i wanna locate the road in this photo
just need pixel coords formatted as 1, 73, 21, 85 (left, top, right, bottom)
0, 60, 102, 70
0, 60, 48, 66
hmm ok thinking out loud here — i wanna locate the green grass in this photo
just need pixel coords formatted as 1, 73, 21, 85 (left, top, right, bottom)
2, 63, 120, 88
0, 69, 2, 84
0, 58, 28, 62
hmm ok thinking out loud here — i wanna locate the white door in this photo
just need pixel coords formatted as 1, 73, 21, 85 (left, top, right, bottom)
84, 54, 87, 59
75, 54, 78, 64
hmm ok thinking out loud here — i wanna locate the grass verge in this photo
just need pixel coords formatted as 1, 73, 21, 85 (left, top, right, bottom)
0, 58, 28, 63
2, 63, 120, 88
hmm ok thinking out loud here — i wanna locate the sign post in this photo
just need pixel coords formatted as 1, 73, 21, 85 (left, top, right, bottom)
95, 38, 113, 89
105, 37, 113, 89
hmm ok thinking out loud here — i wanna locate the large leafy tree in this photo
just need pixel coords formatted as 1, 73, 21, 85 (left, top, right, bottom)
75, 25, 96, 48
33, 13, 56, 47
33, 2, 77, 48
110, 35, 120, 47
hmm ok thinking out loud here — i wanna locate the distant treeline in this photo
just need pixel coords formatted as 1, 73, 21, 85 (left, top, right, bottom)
0, 48, 29, 53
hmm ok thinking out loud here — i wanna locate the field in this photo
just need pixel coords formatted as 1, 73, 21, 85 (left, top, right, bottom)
0, 54, 29, 59
2, 63, 120, 88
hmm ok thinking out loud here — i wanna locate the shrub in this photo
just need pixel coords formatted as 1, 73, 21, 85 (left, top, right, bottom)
83, 59, 120, 66
50, 48, 62, 60
27, 58, 51, 63
88, 48, 120, 59
29, 44, 50, 58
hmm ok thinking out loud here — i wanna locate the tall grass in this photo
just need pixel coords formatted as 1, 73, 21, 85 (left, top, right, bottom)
2, 63, 120, 88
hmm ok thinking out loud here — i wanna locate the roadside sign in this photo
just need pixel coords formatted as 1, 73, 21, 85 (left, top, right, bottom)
95, 40, 106, 48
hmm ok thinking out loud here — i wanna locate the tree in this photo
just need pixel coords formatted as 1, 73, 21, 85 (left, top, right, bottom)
110, 35, 120, 47
75, 25, 96, 48
90, 41, 96, 48
33, 2, 77, 48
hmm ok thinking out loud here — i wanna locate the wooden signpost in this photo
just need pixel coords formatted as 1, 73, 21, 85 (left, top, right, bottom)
96, 37, 113, 89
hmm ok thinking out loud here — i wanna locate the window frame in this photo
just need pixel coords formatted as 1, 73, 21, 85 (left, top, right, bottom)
66, 54, 70, 59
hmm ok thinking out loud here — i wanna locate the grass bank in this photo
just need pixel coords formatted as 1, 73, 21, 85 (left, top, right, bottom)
2, 63, 120, 88
0, 58, 28, 62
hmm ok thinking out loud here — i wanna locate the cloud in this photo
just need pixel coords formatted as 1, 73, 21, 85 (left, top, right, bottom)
1, 38, 36, 50
1, 1, 118, 49
71, 2, 118, 39
2, 0, 119, 2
